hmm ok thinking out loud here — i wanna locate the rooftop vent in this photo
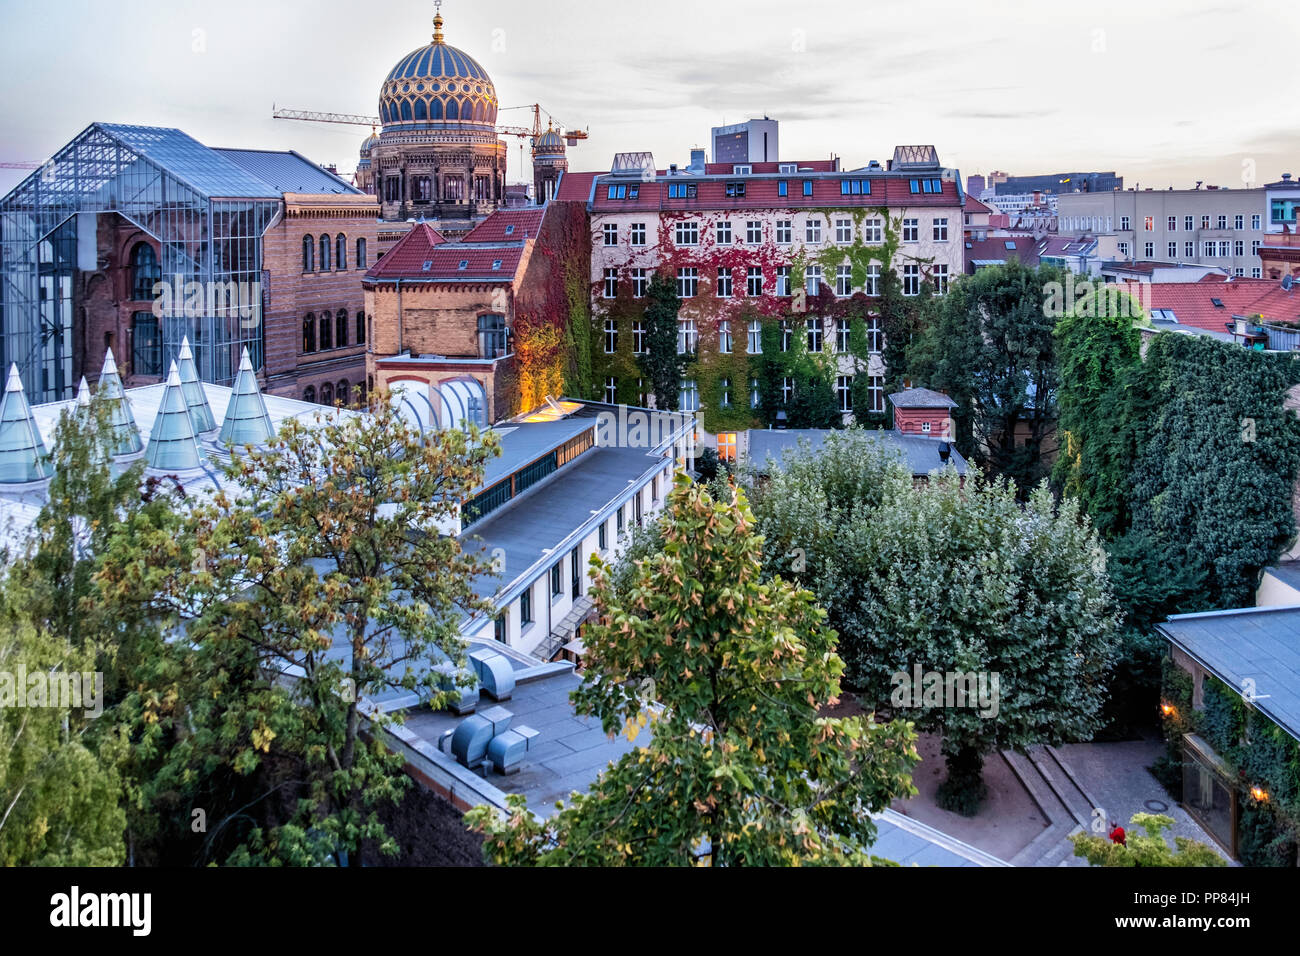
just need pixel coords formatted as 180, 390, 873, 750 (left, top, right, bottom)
218, 347, 274, 447
0, 363, 52, 484
176, 337, 216, 433
97, 349, 144, 457
145, 361, 202, 472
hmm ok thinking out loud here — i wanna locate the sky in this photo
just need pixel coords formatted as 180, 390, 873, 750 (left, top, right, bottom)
1, 0, 1297, 196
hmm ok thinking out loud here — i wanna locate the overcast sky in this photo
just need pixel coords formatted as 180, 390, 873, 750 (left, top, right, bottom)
1, 0, 1296, 196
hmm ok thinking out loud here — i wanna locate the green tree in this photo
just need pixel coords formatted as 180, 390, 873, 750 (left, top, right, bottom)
912, 262, 1064, 491
1070, 813, 1225, 867
468, 476, 920, 865
640, 271, 682, 410
173, 396, 501, 865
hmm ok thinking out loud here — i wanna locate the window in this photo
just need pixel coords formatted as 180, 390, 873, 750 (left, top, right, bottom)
806, 264, 822, 296
336, 309, 348, 347
1234, 239, 1244, 256
747, 319, 762, 354
131, 312, 161, 376
775, 220, 792, 244
781, 321, 792, 352
598, 520, 607, 551
677, 267, 698, 298
303, 313, 316, 353
932, 218, 949, 241
442, 176, 464, 201
667, 182, 697, 199
750, 377, 760, 408
902, 218, 919, 242
550, 563, 562, 597
631, 268, 648, 297
1272, 199, 1298, 223
1144, 242, 1154, 257
1201, 215, 1211, 230
321, 382, 334, 406
1252, 214, 1261, 230
1217, 215, 1227, 229
337, 379, 350, 406
781, 377, 794, 405
865, 263, 881, 296
604, 318, 618, 353
679, 379, 699, 411
570, 547, 581, 597
678, 319, 697, 354
802, 180, 813, 196
302, 235, 314, 272
715, 220, 732, 245
1144, 216, 1154, 231
1252, 267, 1262, 278
867, 315, 883, 353
725, 181, 747, 198
806, 317, 823, 352
778, 180, 788, 197
603, 223, 618, 245
606, 184, 628, 199
902, 264, 920, 296
1203, 241, 1216, 257
477, 313, 507, 358
520, 587, 532, 627
719, 320, 733, 353
835, 265, 852, 297
834, 318, 850, 353
1168, 216, 1177, 231
746, 221, 762, 244
719, 377, 732, 408
603, 268, 618, 298
384, 177, 400, 202
630, 222, 646, 245
863, 218, 883, 243
805, 218, 822, 243
336, 234, 347, 270
1119, 242, 1130, 257
319, 234, 331, 271
836, 375, 852, 413
1185, 216, 1194, 232
605, 376, 618, 403
356, 237, 367, 269
356, 311, 366, 345
632, 320, 646, 354
675, 221, 699, 246
933, 264, 949, 295
1219, 240, 1231, 257
1234, 214, 1244, 230
1252, 240, 1261, 255
412, 176, 433, 201
717, 432, 736, 461
319, 312, 332, 350
840, 179, 871, 195
775, 266, 791, 296
1185, 241, 1195, 257
1168, 241, 1178, 257
616, 505, 624, 534
130, 243, 160, 300
716, 266, 733, 298
303, 385, 315, 404
1120, 216, 1131, 231
746, 266, 763, 296
493, 614, 506, 643
868, 375, 884, 413
835, 218, 853, 244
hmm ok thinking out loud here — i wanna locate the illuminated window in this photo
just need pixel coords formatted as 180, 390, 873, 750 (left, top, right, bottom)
717, 432, 737, 462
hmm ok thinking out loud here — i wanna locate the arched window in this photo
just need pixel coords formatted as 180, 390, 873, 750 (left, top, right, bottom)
337, 379, 350, 406
319, 234, 331, 271
303, 385, 316, 404
336, 233, 347, 270
302, 235, 314, 272
356, 310, 366, 344
130, 242, 161, 301
302, 313, 316, 353
319, 311, 332, 350
336, 309, 348, 347
356, 238, 367, 269
320, 382, 333, 406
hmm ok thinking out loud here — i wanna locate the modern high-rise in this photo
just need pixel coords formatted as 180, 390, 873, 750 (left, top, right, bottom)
710, 118, 780, 165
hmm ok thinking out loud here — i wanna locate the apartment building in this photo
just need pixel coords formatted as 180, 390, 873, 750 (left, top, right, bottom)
1058, 187, 1269, 277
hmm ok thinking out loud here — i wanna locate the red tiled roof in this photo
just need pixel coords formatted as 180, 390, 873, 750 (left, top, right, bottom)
463, 208, 545, 242
1124, 277, 1300, 331
555, 170, 601, 202
965, 195, 994, 215
589, 174, 961, 213
363, 223, 446, 280
964, 236, 1040, 270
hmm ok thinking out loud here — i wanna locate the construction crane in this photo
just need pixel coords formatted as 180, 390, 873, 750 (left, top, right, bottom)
271, 102, 587, 152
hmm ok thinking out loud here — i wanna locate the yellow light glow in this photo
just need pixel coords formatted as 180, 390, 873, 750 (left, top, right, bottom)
1250, 786, 1268, 803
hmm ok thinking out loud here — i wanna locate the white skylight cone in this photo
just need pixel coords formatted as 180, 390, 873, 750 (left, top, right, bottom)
76, 377, 91, 408
98, 349, 144, 456
145, 361, 202, 471
176, 337, 216, 433
218, 347, 274, 447
0, 363, 52, 483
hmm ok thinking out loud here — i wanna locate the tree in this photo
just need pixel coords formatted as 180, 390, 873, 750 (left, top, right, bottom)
912, 262, 1064, 491
1070, 813, 1225, 867
468, 476, 920, 865
749, 435, 1120, 815
172, 395, 501, 865
640, 271, 682, 410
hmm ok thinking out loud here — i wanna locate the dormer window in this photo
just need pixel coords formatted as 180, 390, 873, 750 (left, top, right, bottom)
779, 163, 797, 174
733, 165, 752, 175
422, 260, 433, 271
492, 259, 502, 270
725, 181, 746, 198
458, 260, 469, 270
504, 224, 515, 235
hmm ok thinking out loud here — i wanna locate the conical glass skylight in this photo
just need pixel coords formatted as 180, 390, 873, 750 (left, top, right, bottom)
219, 347, 274, 446
98, 349, 144, 456
0, 364, 52, 483
145, 361, 202, 471
176, 337, 216, 433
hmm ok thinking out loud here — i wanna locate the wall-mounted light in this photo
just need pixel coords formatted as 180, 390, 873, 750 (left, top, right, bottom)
1161, 702, 1177, 718
1250, 786, 1269, 803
